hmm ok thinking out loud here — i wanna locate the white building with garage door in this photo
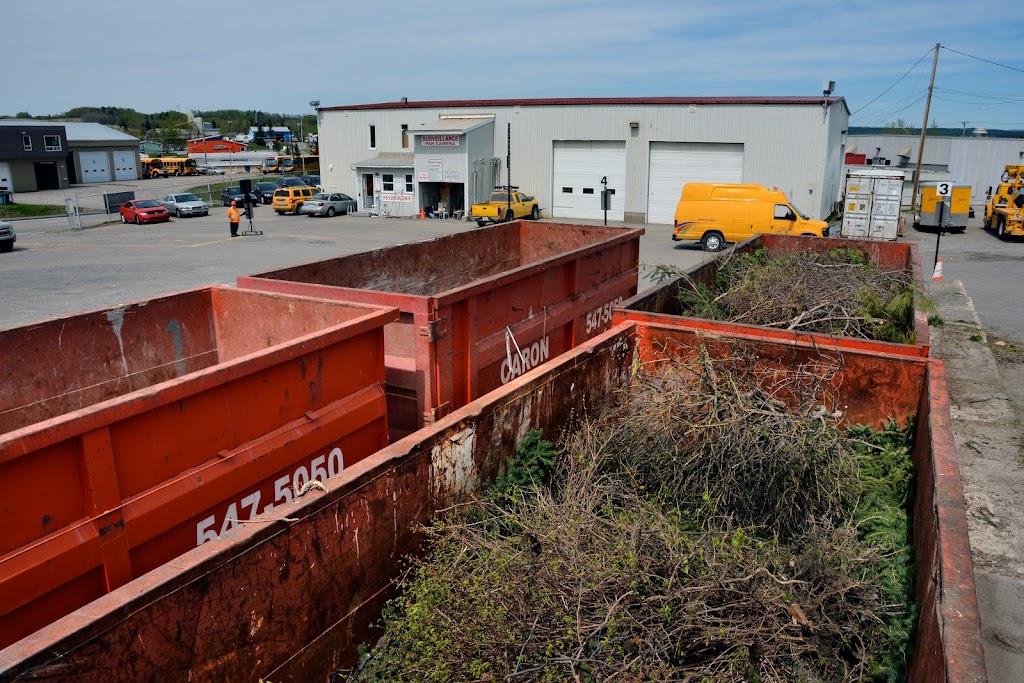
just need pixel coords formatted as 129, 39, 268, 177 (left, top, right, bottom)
316, 97, 850, 223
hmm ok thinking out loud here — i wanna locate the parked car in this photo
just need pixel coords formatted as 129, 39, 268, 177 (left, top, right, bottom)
220, 187, 256, 206
275, 176, 309, 188
120, 199, 171, 225
254, 181, 278, 204
0, 221, 16, 253
271, 187, 315, 214
160, 193, 209, 218
198, 166, 225, 176
299, 192, 358, 217
301, 174, 322, 189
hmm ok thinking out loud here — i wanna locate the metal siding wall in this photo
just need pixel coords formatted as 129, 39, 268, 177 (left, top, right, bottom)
465, 124, 495, 208
321, 103, 840, 221
949, 137, 1024, 202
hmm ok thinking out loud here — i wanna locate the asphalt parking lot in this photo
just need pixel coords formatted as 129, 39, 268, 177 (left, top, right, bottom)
0, 207, 716, 329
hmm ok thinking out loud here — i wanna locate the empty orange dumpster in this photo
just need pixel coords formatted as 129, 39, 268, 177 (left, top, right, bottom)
615, 233, 930, 357
238, 220, 644, 439
0, 286, 397, 650
0, 319, 985, 682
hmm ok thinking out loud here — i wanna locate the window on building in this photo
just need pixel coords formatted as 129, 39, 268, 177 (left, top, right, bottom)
369, 125, 376, 149
401, 124, 409, 149
22, 134, 32, 152
44, 135, 62, 151
383, 173, 394, 191
582, 188, 594, 194
562, 187, 573, 193
405, 174, 413, 192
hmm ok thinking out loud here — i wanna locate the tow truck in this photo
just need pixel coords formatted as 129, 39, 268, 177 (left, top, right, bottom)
985, 165, 1024, 239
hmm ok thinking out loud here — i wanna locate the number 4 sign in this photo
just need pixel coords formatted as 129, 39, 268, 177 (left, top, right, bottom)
936, 182, 952, 196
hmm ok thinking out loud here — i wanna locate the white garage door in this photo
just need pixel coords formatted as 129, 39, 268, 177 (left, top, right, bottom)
0, 162, 11, 190
79, 151, 111, 183
113, 150, 138, 181
646, 143, 744, 224
552, 141, 626, 221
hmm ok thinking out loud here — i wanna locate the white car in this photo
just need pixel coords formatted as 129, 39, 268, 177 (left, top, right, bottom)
198, 166, 225, 176
160, 193, 209, 218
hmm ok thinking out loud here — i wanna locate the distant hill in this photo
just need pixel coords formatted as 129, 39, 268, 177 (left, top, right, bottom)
850, 126, 1024, 139
0, 107, 316, 148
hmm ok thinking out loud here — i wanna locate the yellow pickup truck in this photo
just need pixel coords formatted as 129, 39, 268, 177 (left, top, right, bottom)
470, 189, 540, 226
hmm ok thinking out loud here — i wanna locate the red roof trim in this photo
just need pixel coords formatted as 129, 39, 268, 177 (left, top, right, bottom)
321, 96, 850, 115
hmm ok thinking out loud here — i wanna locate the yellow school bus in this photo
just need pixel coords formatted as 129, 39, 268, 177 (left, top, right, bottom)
156, 157, 199, 176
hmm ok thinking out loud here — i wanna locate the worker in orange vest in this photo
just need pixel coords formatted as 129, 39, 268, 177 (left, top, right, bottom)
226, 200, 240, 237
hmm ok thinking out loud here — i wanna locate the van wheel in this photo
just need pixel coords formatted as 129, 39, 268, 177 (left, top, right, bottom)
701, 232, 725, 252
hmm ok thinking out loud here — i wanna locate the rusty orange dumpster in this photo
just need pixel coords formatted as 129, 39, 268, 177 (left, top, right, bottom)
0, 319, 985, 682
238, 220, 643, 439
0, 286, 397, 650
615, 233, 930, 357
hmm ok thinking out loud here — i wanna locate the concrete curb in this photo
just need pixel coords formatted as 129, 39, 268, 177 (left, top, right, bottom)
928, 278, 1024, 681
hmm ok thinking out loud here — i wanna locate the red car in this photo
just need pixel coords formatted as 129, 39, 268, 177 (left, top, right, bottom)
120, 199, 172, 225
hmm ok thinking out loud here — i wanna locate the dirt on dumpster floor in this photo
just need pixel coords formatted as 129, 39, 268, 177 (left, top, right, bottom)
928, 279, 1024, 679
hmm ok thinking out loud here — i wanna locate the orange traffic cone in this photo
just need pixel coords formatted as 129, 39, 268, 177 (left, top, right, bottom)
420, 207, 425, 220
932, 258, 943, 281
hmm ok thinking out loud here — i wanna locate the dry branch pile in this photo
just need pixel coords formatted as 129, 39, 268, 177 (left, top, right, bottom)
345, 349, 916, 682
663, 247, 916, 344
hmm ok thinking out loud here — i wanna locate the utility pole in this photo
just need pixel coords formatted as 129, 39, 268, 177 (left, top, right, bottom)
962, 121, 967, 137
911, 43, 940, 212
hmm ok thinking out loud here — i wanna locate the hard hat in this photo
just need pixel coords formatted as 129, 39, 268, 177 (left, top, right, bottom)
231, 200, 236, 205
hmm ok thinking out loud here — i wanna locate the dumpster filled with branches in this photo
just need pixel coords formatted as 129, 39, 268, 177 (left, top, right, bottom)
617, 233, 930, 357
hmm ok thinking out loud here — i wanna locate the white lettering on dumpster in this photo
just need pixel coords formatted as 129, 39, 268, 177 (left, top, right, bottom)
500, 336, 551, 384
584, 296, 624, 336
195, 446, 344, 546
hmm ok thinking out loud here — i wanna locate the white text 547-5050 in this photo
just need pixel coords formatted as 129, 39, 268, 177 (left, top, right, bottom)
584, 297, 624, 335
196, 447, 344, 545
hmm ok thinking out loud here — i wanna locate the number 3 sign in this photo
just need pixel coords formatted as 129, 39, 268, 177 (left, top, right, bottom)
936, 182, 952, 196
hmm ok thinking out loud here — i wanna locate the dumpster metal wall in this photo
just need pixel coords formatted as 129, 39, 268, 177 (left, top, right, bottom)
0, 320, 985, 682
0, 287, 398, 650
238, 220, 643, 439
615, 233, 930, 357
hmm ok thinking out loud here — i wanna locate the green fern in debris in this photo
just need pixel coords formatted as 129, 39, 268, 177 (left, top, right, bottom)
847, 418, 917, 682
491, 429, 555, 496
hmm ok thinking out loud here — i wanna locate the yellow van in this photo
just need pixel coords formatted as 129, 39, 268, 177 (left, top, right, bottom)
672, 183, 829, 251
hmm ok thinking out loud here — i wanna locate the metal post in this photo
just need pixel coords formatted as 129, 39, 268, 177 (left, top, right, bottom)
601, 175, 608, 226
506, 122, 511, 219
934, 199, 944, 272
912, 43, 940, 212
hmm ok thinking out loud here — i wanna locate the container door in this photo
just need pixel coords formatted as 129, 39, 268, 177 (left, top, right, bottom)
646, 142, 744, 224
552, 141, 625, 221
113, 150, 138, 181
79, 151, 111, 183
868, 177, 902, 240
842, 175, 871, 238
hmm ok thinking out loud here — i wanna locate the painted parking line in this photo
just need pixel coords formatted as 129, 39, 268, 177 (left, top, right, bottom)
187, 236, 244, 247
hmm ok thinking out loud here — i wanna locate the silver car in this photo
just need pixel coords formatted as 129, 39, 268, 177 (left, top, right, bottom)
299, 192, 357, 217
0, 220, 16, 253
160, 193, 209, 218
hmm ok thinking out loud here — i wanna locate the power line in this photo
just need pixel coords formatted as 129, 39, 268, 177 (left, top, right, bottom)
851, 88, 929, 124
850, 46, 936, 117
940, 45, 1024, 75
854, 93, 928, 127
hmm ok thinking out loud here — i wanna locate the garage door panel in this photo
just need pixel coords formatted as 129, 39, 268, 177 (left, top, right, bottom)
553, 141, 625, 220
113, 150, 137, 181
79, 151, 111, 183
647, 143, 744, 224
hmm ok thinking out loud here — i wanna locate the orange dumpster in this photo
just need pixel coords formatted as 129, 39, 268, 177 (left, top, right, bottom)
0, 286, 397, 650
0, 319, 985, 682
615, 233, 930, 357
238, 220, 644, 439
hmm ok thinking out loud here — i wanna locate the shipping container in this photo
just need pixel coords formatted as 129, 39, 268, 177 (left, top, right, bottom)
842, 168, 907, 240
0, 319, 985, 682
918, 182, 972, 232
0, 287, 398, 650
238, 220, 643, 439
615, 233, 930, 356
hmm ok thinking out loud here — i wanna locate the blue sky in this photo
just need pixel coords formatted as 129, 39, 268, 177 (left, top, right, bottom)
6, 0, 1023, 130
